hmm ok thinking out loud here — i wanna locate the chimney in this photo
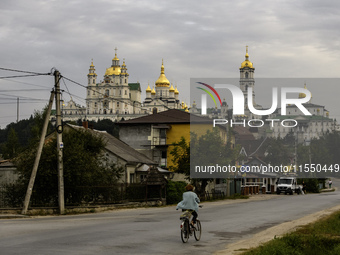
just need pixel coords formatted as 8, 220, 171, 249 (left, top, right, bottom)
82, 121, 88, 129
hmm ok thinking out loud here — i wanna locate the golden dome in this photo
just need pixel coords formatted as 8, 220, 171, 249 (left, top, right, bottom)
155, 59, 170, 87
298, 84, 311, 99
112, 53, 119, 61
146, 83, 152, 93
151, 86, 156, 94
169, 84, 175, 92
105, 67, 121, 76
240, 46, 254, 69
298, 92, 306, 98
174, 86, 179, 94
88, 60, 97, 76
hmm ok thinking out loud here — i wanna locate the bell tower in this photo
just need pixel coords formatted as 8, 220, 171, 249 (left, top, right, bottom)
239, 46, 255, 107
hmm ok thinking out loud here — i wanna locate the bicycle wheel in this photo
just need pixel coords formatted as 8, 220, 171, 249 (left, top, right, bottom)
181, 220, 189, 243
194, 220, 202, 241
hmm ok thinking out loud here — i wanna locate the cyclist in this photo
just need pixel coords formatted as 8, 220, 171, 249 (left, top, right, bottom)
176, 184, 200, 226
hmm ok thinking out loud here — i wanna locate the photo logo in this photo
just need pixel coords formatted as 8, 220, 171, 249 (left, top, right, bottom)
198, 83, 312, 116
196, 82, 222, 113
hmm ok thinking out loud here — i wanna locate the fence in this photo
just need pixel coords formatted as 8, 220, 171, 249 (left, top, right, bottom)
0, 186, 5, 207
0, 183, 166, 208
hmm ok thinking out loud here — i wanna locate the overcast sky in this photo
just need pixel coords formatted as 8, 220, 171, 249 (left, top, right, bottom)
1, 0, 340, 127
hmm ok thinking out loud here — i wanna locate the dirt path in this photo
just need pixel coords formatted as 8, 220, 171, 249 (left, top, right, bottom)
215, 198, 340, 255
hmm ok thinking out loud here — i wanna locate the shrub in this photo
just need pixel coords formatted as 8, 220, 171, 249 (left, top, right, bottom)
166, 180, 187, 205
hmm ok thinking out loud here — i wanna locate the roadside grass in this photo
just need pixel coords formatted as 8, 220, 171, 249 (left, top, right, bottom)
242, 211, 340, 255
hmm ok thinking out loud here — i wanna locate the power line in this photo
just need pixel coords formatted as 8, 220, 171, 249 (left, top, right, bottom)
0, 74, 48, 79
0, 89, 50, 92
61, 75, 145, 111
0, 67, 51, 76
0, 93, 47, 101
0, 78, 52, 89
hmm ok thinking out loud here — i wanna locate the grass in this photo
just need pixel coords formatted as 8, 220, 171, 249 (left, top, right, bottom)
242, 211, 340, 255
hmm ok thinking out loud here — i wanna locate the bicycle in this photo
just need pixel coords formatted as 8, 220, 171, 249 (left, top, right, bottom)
179, 207, 202, 243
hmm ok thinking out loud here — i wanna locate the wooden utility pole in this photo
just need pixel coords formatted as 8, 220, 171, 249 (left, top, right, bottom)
54, 70, 65, 214
21, 90, 55, 215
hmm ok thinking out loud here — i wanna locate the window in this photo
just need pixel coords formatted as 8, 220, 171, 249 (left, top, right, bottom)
117, 102, 119, 107
160, 129, 166, 138
245, 72, 249, 79
93, 79, 95, 84
140, 174, 147, 182
105, 89, 109, 96
125, 90, 127, 95
87, 90, 90, 96
130, 173, 135, 183
119, 90, 121, 95
94, 102, 97, 108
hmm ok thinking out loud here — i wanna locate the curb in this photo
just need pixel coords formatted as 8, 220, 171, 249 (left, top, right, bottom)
215, 203, 340, 255
0, 214, 29, 219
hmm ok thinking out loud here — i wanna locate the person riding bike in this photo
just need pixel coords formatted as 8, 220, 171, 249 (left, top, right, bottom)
176, 184, 200, 226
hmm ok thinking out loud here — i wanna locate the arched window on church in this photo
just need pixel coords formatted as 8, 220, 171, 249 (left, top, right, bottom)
245, 72, 249, 79
105, 89, 109, 97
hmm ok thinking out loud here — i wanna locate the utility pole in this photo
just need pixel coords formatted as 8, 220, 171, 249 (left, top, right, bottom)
54, 70, 65, 214
22, 90, 55, 215
17, 97, 19, 123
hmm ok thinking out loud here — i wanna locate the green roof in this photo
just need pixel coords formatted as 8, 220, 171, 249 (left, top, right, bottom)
273, 115, 333, 121
128, 83, 141, 91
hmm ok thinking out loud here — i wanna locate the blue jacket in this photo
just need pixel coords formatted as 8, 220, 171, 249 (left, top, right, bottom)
176, 191, 200, 212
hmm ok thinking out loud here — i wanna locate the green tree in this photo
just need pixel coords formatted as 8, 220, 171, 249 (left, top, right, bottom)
1, 128, 21, 159
170, 128, 240, 197
10, 128, 123, 206
264, 137, 292, 165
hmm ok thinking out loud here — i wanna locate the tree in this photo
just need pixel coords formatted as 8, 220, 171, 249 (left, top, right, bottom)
264, 137, 292, 165
170, 128, 240, 197
1, 128, 20, 159
10, 128, 123, 206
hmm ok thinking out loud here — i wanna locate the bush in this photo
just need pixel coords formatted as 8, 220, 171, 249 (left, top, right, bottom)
166, 180, 187, 205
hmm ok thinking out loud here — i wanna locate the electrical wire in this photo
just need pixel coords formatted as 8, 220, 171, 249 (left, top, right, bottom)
0, 78, 52, 89
61, 75, 146, 111
0, 67, 51, 76
0, 74, 48, 79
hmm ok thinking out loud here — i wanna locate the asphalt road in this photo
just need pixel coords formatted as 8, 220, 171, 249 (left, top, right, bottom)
1, 182, 340, 255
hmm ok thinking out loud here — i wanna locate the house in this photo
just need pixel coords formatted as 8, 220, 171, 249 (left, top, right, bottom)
118, 109, 224, 169
0, 159, 18, 186
49, 124, 165, 184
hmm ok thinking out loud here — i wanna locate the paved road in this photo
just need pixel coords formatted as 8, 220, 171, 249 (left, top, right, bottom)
1, 183, 339, 255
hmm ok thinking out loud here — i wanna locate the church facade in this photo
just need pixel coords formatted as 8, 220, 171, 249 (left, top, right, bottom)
84, 50, 144, 122
143, 59, 182, 113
